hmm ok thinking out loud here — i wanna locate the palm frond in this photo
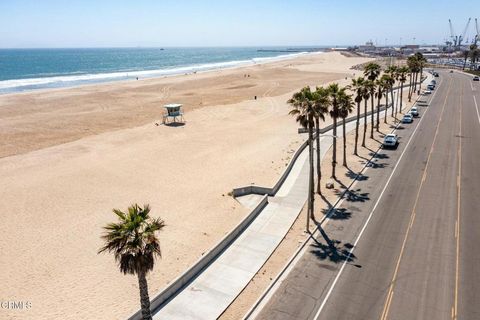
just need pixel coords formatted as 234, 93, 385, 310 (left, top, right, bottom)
98, 203, 165, 275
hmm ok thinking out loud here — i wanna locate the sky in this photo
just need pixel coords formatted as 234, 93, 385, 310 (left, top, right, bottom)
0, 0, 478, 48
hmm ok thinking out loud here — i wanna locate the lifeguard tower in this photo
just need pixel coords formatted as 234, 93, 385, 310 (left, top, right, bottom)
162, 104, 185, 124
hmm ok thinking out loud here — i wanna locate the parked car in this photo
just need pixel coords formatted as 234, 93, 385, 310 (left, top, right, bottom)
431, 80, 437, 85
402, 114, 413, 123
427, 84, 435, 90
383, 134, 399, 149
410, 106, 419, 117
434, 72, 439, 77
450, 70, 454, 73
473, 76, 479, 81
423, 89, 432, 95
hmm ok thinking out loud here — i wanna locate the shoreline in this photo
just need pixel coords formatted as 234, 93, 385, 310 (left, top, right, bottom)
0, 50, 322, 96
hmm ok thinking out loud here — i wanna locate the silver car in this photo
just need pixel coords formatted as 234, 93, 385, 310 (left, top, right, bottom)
383, 133, 398, 149
410, 107, 419, 117
402, 114, 413, 123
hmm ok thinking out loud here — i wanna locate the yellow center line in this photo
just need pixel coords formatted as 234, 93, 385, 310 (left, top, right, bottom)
384, 290, 394, 318
380, 78, 452, 320
453, 81, 463, 320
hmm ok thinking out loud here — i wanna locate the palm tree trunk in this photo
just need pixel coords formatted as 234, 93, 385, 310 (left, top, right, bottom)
332, 117, 337, 178
137, 270, 152, 320
362, 99, 367, 147
418, 68, 423, 94
412, 73, 417, 98
384, 92, 388, 123
396, 84, 401, 116
342, 118, 347, 167
408, 73, 413, 102
407, 74, 411, 100
412, 72, 417, 94
315, 117, 321, 195
400, 82, 404, 114
415, 72, 419, 94
376, 95, 381, 131
354, 100, 361, 155
390, 88, 395, 118
370, 91, 375, 139
307, 121, 314, 230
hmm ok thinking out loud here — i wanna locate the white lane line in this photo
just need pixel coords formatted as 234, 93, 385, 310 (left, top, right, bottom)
474, 95, 480, 125
313, 76, 443, 319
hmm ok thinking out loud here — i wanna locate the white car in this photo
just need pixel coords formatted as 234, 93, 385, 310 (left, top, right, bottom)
383, 134, 398, 149
410, 107, 419, 117
423, 89, 432, 95
402, 114, 413, 123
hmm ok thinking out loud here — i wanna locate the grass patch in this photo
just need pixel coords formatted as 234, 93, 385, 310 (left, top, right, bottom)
464, 70, 480, 76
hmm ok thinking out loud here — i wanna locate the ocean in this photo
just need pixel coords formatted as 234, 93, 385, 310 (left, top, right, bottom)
0, 47, 323, 94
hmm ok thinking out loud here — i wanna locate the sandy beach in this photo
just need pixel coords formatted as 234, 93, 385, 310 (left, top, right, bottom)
0, 52, 372, 319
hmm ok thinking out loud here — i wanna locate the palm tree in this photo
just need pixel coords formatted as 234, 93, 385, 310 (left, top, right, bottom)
288, 87, 317, 230
327, 83, 347, 178
363, 63, 381, 138
384, 66, 397, 118
347, 77, 365, 155
313, 86, 330, 195
375, 78, 386, 131
99, 204, 165, 320
380, 74, 393, 124
469, 45, 480, 69
339, 93, 355, 167
462, 50, 470, 70
407, 56, 420, 101
414, 52, 427, 94
397, 66, 408, 115
472, 50, 480, 69
368, 81, 377, 138
362, 80, 374, 147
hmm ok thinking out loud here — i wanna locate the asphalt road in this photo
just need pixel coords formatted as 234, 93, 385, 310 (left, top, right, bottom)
254, 70, 480, 320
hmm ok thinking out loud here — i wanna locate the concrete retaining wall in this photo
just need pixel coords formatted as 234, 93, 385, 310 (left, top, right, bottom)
128, 195, 269, 320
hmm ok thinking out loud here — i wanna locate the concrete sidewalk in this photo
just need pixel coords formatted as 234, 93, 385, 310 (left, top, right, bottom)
152, 112, 369, 319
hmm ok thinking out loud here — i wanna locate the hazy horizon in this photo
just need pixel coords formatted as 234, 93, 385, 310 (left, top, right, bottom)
0, 0, 478, 48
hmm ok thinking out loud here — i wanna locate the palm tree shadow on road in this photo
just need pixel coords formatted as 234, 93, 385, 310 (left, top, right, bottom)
309, 226, 360, 267
345, 169, 369, 181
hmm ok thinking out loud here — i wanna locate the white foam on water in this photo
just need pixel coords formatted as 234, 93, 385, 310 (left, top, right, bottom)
0, 51, 315, 92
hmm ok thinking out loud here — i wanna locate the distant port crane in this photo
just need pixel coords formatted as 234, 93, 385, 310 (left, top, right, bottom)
474, 18, 479, 46
448, 18, 472, 48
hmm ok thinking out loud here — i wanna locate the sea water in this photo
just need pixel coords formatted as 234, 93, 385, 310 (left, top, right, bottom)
0, 47, 323, 94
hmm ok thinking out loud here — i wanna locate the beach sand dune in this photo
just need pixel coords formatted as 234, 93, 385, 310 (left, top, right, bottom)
0, 52, 371, 319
